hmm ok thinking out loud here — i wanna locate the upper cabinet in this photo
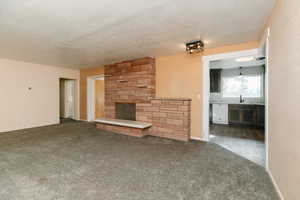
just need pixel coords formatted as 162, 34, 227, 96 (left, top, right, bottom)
210, 69, 221, 93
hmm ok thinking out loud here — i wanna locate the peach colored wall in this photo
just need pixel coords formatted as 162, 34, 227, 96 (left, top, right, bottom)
156, 53, 203, 139
266, 0, 300, 199
156, 41, 259, 138
79, 41, 258, 137
80, 67, 104, 120
0, 59, 79, 132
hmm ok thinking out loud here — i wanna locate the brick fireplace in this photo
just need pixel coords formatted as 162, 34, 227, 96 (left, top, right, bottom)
95, 57, 191, 142
104, 57, 155, 118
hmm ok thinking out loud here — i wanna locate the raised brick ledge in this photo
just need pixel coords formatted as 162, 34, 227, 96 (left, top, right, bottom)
96, 123, 149, 138
136, 98, 191, 142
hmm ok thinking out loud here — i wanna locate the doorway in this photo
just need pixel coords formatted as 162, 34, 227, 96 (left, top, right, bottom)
202, 48, 268, 167
87, 75, 105, 122
95, 78, 105, 118
59, 78, 76, 123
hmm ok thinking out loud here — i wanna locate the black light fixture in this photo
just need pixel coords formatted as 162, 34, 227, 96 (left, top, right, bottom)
186, 40, 204, 54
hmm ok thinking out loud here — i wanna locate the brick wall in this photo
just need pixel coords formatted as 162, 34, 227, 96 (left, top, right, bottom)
98, 57, 191, 142
104, 57, 155, 119
137, 98, 191, 142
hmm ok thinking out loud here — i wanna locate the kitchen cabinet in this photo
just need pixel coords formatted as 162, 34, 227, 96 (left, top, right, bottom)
212, 104, 228, 124
210, 69, 221, 93
257, 105, 265, 127
228, 104, 265, 127
209, 104, 213, 124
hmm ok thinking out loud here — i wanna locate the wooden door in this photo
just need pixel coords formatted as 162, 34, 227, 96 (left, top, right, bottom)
95, 80, 105, 118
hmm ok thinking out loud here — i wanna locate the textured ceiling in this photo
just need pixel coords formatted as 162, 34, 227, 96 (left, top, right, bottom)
0, 0, 275, 68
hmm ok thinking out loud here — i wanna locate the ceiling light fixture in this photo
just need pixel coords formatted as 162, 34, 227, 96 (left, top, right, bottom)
235, 56, 255, 62
186, 40, 204, 54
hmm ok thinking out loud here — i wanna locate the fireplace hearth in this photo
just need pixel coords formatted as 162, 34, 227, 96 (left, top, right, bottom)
115, 103, 136, 121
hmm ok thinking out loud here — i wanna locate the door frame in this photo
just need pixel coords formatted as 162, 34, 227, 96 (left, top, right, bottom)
202, 48, 263, 141
202, 43, 269, 167
87, 75, 105, 122
260, 27, 270, 170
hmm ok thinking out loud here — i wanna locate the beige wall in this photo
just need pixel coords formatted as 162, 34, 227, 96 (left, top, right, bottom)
266, 0, 300, 199
156, 53, 203, 139
0, 59, 79, 132
156, 41, 259, 138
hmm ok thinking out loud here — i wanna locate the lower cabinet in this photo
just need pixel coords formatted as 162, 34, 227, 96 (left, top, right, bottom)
212, 104, 228, 124
228, 104, 265, 127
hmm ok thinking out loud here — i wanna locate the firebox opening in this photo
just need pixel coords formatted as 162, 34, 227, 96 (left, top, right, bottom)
115, 103, 136, 121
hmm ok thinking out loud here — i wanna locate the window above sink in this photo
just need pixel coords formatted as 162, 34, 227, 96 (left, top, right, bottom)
223, 74, 263, 98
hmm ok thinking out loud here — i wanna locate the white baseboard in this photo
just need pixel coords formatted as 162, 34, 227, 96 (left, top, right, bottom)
190, 136, 209, 142
267, 169, 284, 200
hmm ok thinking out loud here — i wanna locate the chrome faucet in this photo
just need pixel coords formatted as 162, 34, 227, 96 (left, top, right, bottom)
240, 95, 245, 103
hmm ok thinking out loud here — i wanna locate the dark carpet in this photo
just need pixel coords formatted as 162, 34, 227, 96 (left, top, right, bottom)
0, 122, 279, 200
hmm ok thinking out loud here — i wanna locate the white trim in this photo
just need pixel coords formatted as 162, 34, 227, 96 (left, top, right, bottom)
267, 169, 284, 200
191, 136, 209, 142
202, 58, 210, 142
202, 49, 262, 63
261, 27, 270, 171
202, 48, 260, 142
86, 75, 105, 122
261, 28, 284, 200
87, 77, 96, 122
87, 75, 105, 122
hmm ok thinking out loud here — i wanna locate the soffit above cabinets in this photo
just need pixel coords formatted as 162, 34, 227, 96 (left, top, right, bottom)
210, 57, 265, 69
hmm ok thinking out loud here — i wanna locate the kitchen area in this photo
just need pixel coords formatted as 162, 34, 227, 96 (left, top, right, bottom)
209, 56, 266, 166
